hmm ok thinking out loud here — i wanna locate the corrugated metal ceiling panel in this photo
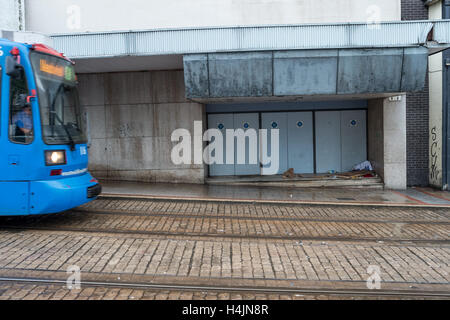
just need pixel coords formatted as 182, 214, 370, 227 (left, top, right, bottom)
50, 20, 449, 59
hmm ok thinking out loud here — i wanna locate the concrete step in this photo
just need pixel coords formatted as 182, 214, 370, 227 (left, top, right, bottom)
206, 176, 384, 189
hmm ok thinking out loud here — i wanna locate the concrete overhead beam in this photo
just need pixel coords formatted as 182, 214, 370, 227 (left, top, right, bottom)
183, 48, 428, 99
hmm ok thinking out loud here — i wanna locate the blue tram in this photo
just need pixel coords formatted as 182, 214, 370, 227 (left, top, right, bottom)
0, 38, 101, 216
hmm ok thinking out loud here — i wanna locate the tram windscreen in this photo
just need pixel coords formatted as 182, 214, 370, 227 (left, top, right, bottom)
30, 52, 87, 145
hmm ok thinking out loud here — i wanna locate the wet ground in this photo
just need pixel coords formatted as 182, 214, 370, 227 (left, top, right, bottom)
100, 181, 450, 207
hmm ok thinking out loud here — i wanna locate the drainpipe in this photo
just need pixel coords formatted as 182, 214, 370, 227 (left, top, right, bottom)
0, 0, 25, 31
1, 0, 53, 47
444, 0, 450, 190
17, 0, 25, 31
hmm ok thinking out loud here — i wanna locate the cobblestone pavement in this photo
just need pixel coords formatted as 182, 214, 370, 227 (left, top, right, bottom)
0, 198, 448, 300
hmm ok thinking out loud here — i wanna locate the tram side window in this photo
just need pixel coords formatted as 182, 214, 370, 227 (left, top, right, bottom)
9, 69, 33, 144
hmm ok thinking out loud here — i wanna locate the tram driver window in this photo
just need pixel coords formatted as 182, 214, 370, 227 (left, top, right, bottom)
9, 69, 33, 144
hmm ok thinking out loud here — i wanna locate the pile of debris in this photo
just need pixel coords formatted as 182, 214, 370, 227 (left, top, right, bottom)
281, 161, 377, 180
332, 170, 376, 179
282, 168, 296, 179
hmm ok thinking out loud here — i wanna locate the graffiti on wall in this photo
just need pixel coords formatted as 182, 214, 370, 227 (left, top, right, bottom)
430, 126, 439, 182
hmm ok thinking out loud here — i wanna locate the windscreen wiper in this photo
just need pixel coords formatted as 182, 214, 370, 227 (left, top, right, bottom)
50, 110, 76, 151
50, 84, 76, 151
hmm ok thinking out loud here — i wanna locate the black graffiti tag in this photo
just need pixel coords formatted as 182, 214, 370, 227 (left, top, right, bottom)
430, 126, 439, 181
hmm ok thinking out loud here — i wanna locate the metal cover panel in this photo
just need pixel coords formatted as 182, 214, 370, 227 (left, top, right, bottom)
261, 112, 288, 175
337, 49, 403, 94
183, 54, 209, 98
207, 114, 234, 176
401, 47, 428, 92
233, 113, 260, 175
273, 50, 338, 95
340, 110, 367, 172
315, 111, 341, 173
186, 47, 429, 100
288, 112, 314, 173
208, 52, 272, 97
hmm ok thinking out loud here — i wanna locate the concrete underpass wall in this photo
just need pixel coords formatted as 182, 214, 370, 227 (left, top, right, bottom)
78, 70, 205, 184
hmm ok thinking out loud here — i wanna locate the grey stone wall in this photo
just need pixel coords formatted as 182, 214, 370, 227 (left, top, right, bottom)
78, 70, 205, 184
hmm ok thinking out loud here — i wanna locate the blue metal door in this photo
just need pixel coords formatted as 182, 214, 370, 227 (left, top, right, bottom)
261, 112, 288, 174
341, 110, 367, 171
315, 111, 341, 173
288, 112, 314, 173
234, 113, 260, 175
207, 113, 234, 176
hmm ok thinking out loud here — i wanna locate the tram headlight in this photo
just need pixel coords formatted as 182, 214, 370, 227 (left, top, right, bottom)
45, 150, 66, 166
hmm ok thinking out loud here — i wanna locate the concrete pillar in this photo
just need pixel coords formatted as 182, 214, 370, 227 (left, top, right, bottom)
368, 94, 407, 190
383, 94, 407, 190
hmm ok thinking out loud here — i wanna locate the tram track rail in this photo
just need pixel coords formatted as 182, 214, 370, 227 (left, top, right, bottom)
0, 200, 448, 243
82, 198, 450, 222
72, 207, 450, 225
0, 276, 448, 299
0, 223, 448, 244
99, 194, 450, 209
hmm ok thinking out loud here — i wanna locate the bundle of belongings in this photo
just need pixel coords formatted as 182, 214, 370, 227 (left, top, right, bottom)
352, 160, 373, 171
333, 161, 376, 179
